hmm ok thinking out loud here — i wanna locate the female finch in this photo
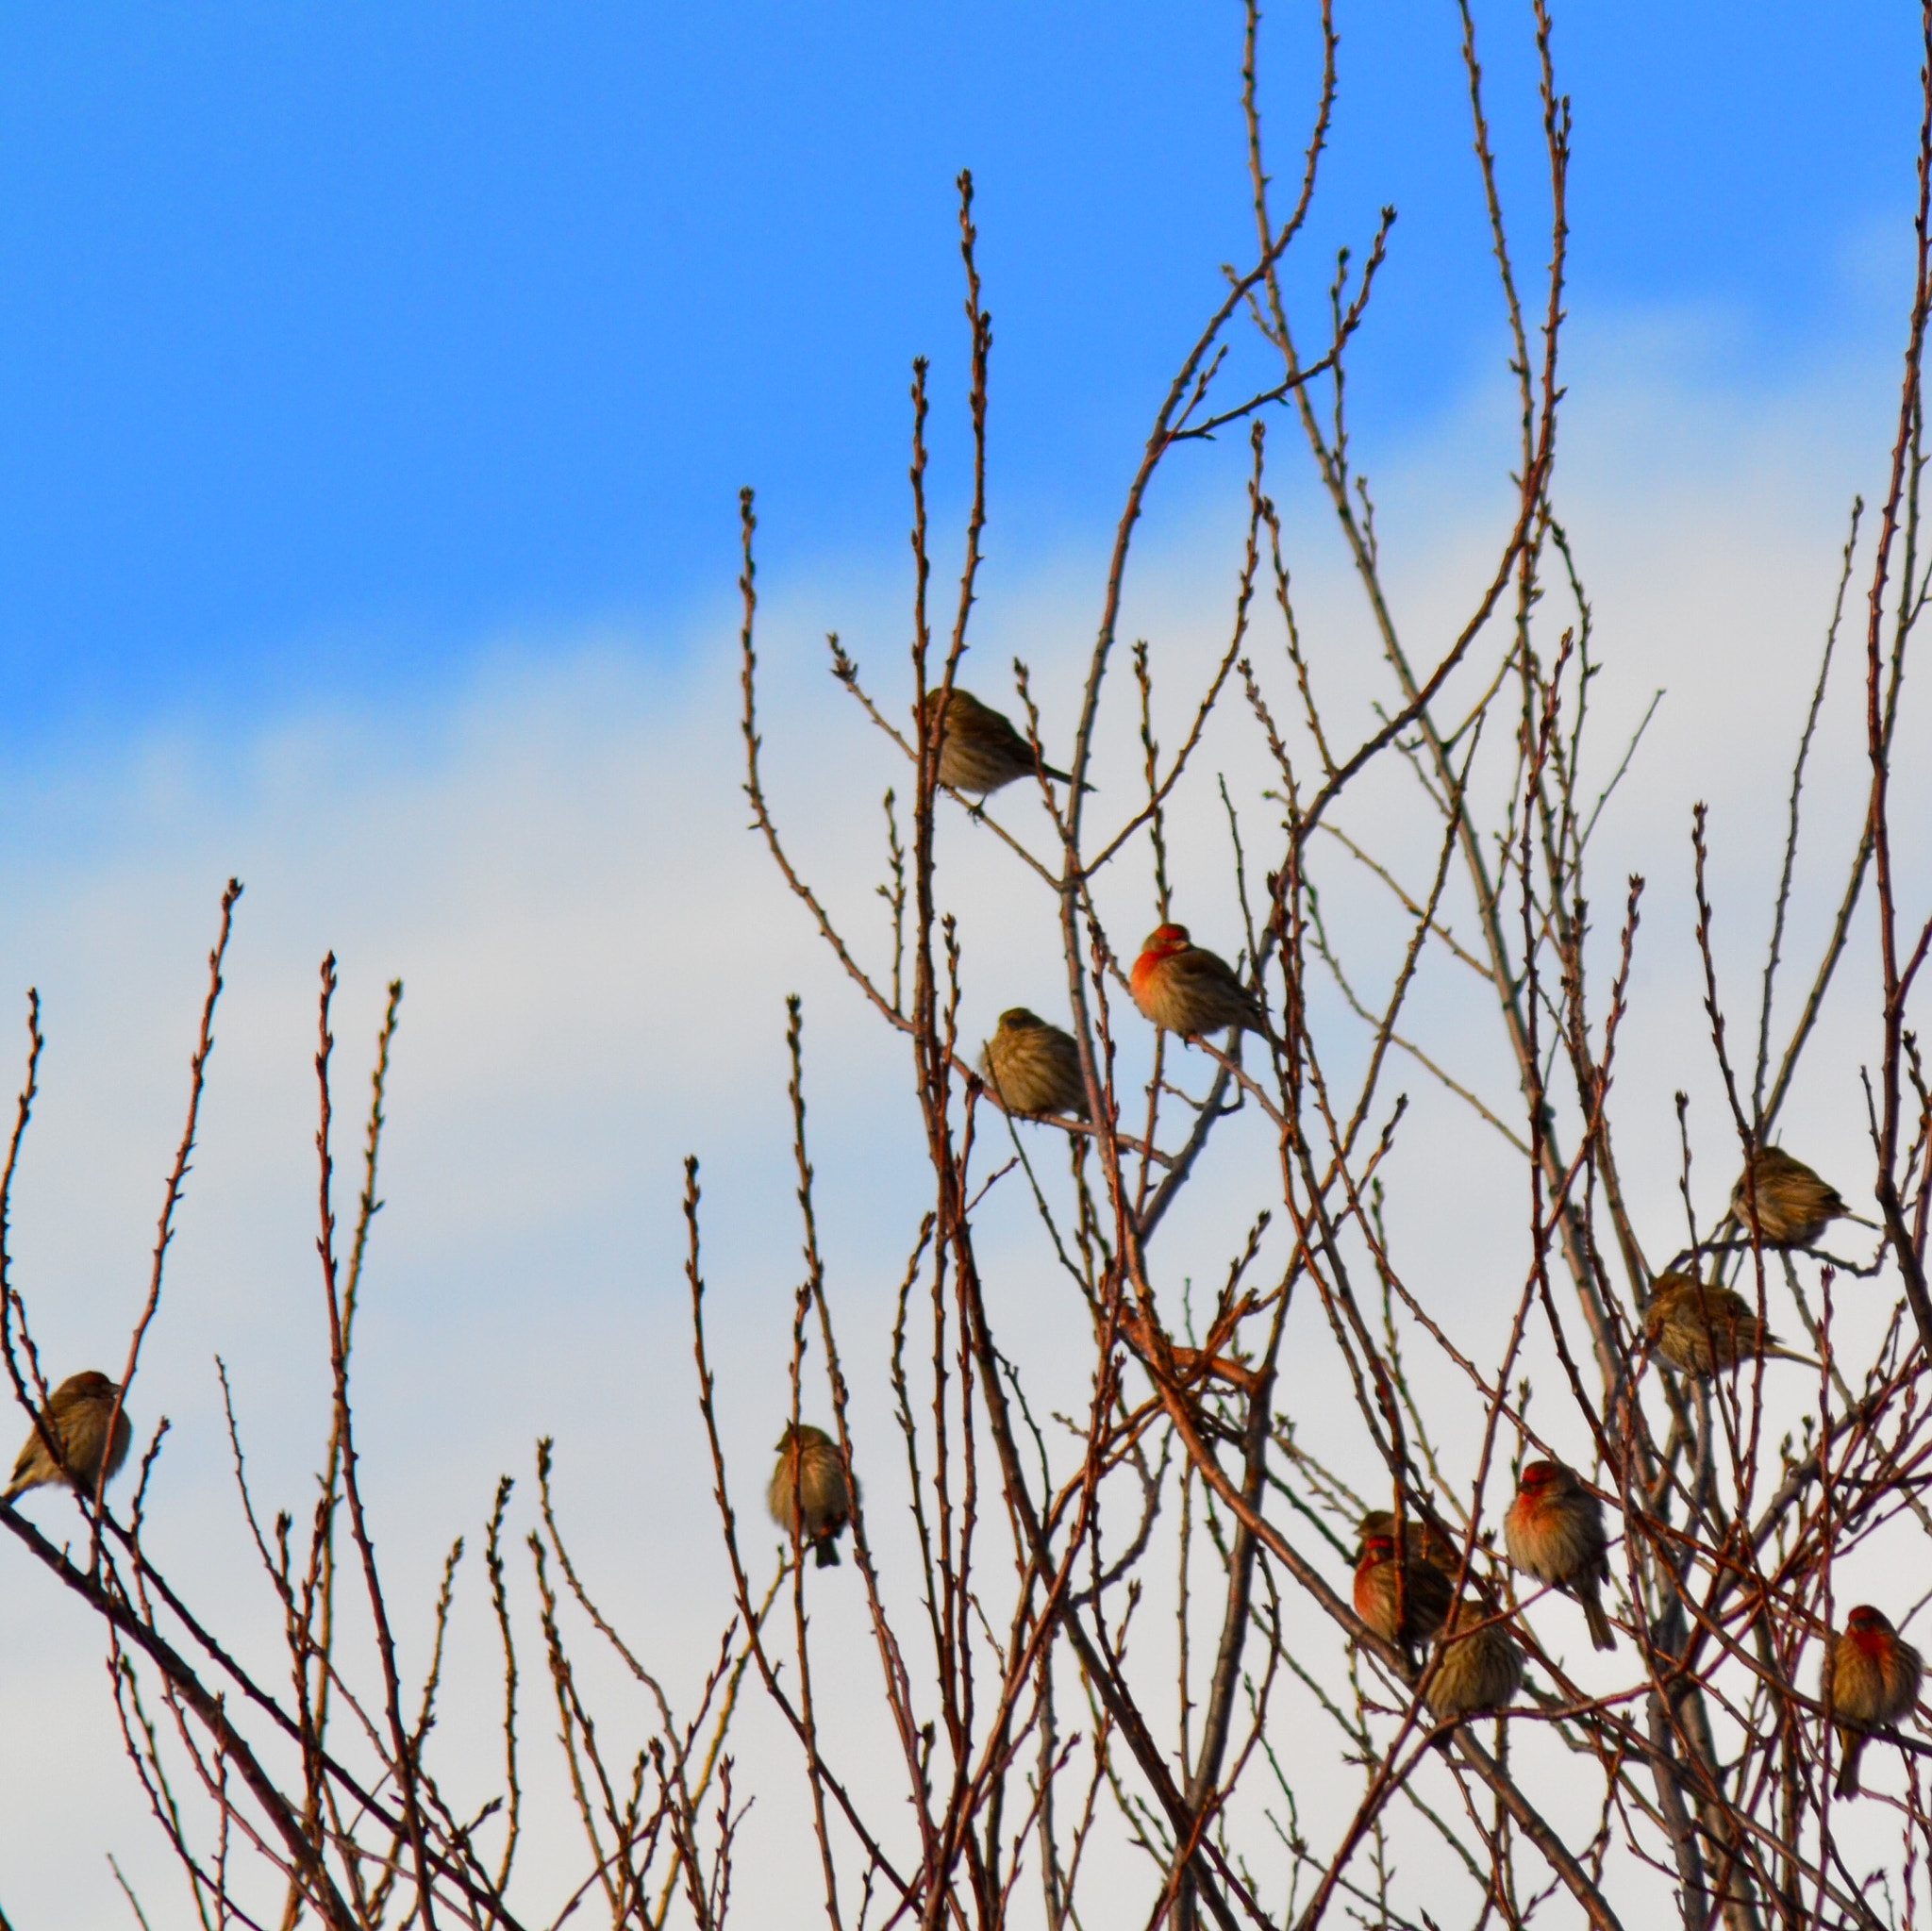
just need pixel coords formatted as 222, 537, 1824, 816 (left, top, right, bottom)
1642, 1273, 1814, 1377
1425, 1604, 1524, 1726
768, 1423, 857, 1569
1504, 1459, 1616, 1652
1353, 1532, 1452, 1664
924, 688, 1078, 797
1730, 1145, 1866, 1250
1129, 925, 1271, 1041
980, 1008, 1090, 1121
1826, 1605, 1923, 1798
4, 1371, 131, 1503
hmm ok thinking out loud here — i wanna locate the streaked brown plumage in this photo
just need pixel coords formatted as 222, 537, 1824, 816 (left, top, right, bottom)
768, 1423, 858, 1569
980, 1008, 1090, 1121
4, 1371, 131, 1504
1359, 1507, 1460, 1575
1731, 1146, 1857, 1250
1504, 1459, 1616, 1652
1827, 1605, 1923, 1798
1425, 1603, 1524, 1725
1128, 924, 1270, 1040
1642, 1273, 1814, 1376
1353, 1533, 1452, 1662
924, 688, 1076, 797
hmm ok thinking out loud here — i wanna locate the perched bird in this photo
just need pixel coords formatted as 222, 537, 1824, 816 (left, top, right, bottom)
768, 1423, 858, 1569
1359, 1507, 1461, 1575
1425, 1604, 1524, 1727
980, 1008, 1090, 1121
4, 1371, 132, 1504
1826, 1605, 1924, 1798
924, 688, 1078, 797
1504, 1459, 1616, 1652
1129, 925, 1271, 1041
1642, 1273, 1815, 1377
1354, 1532, 1453, 1663
1731, 1146, 1863, 1250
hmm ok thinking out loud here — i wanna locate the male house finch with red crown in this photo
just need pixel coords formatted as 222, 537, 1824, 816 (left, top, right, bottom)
4, 1370, 131, 1503
769, 1423, 858, 1569
1730, 1145, 1871, 1250
1129, 924, 1271, 1041
1359, 1507, 1460, 1575
924, 688, 1081, 797
1642, 1273, 1815, 1377
1504, 1459, 1616, 1652
980, 1008, 1090, 1121
1826, 1605, 1924, 1798
1353, 1532, 1452, 1665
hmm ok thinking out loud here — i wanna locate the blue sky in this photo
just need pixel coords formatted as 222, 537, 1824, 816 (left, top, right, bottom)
0, 3, 1918, 756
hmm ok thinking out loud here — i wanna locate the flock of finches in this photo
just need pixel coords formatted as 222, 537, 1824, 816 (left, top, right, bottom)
4, 690, 1919, 1795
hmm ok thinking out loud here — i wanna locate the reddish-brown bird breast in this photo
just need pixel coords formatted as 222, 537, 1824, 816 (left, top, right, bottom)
1128, 924, 1269, 1041
1354, 1533, 1453, 1660
1828, 1605, 1924, 1798
1504, 1459, 1615, 1651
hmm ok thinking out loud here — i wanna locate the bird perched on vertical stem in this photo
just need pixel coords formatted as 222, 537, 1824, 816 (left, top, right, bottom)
1730, 1145, 1868, 1250
1826, 1605, 1923, 1798
4, 1371, 131, 1503
1129, 925, 1271, 1041
1424, 1603, 1524, 1728
1353, 1532, 1453, 1666
1504, 1459, 1616, 1652
1641, 1273, 1816, 1376
979, 1008, 1090, 1121
924, 688, 1080, 797
768, 1423, 858, 1569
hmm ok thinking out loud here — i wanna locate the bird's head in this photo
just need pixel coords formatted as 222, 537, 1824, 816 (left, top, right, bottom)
65, 1371, 117, 1399
1847, 1605, 1894, 1637
1139, 924, 1191, 961
1357, 1533, 1397, 1572
1518, 1460, 1566, 1497
997, 1008, 1043, 1033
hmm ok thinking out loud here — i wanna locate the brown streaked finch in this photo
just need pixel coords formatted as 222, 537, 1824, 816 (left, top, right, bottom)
1129, 925, 1270, 1042
769, 1423, 858, 1569
979, 1009, 1090, 1121
4, 1371, 131, 1504
1354, 1532, 1452, 1665
1424, 1604, 1524, 1727
1504, 1459, 1615, 1652
1730, 1145, 1867, 1250
1827, 1605, 1923, 1798
924, 688, 1079, 797
1642, 1273, 1815, 1377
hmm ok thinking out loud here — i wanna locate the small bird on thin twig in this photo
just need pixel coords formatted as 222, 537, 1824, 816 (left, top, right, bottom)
980, 1009, 1090, 1121
1354, 1532, 1452, 1665
1505, 1459, 1616, 1652
1826, 1605, 1923, 1798
1425, 1603, 1524, 1729
1129, 925, 1271, 1041
1642, 1273, 1816, 1376
924, 688, 1080, 797
768, 1423, 858, 1569
1730, 1145, 1872, 1250
4, 1371, 132, 1503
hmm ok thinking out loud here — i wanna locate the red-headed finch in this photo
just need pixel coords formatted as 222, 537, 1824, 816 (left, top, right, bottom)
1731, 1145, 1865, 1250
1827, 1605, 1923, 1798
1354, 1532, 1452, 1663
769, 1423, 858, 1569
1642, 1273, 1815, 1377
1129, 924, 1270, 1041
1359, 1507, 1460, 1575
924, 688, 1078, 797
4, 1371, 131, 1504
980, 1008, 1090, 1121
1504, 1459, 1615, 1652
1425, 1605, 1524, 1727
